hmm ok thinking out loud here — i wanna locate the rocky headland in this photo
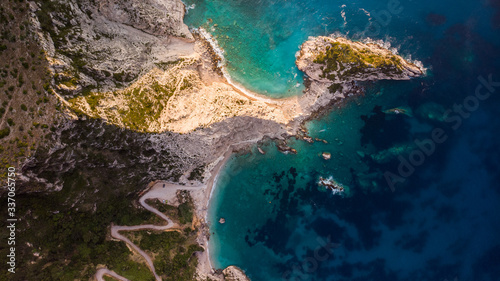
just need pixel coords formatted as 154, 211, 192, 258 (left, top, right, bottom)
15, 0, 425, 280
296, 36, 423, 84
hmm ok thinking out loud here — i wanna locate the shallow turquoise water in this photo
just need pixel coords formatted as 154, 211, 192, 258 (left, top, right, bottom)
184, 0, 500, 280
183, 0, 495, 97
206, 82, 425, 280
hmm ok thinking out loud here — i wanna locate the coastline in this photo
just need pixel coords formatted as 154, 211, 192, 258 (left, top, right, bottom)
194, 149, 233, 279
164, 29, 427, 279
194, 138, 267, 280
182, 29, 427, 279
195, 27, 297, 106
91, 19, 426, 281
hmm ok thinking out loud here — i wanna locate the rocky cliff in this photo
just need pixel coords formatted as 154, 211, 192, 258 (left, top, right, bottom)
30, 0, 194, 96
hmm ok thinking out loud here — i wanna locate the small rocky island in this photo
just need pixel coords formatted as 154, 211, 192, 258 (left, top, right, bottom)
296, 36, 423, 84
289, 36, 424, 124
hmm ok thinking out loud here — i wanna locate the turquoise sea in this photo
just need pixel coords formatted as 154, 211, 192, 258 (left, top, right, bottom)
184, 0, 500, 280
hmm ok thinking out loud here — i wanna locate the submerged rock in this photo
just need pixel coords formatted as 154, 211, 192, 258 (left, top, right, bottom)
356, 150, 366, 158
278, 144, 298, 154
303, 136, 314, 143
415, 102, 447, 122
371, 144, 416, 164
384, 107, 413, 117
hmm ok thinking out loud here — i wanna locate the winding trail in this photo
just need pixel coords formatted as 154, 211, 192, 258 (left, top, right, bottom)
95, 140, 250, 281
0, 99, 13, 129
95, 182, 202, 281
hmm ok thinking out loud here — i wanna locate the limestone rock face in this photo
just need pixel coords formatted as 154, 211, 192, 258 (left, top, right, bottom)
296, 36, 423, 84
97, 0, 192, 38
30, 0, 194, 96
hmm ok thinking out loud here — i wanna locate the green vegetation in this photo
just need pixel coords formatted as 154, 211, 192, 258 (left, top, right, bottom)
180, 77, 193, 91
127, 193, 202, 280
0, 127, 10, 139
124, 229, 203, 281
113, 71, 133, 83
178, 202, 194, 225
54, 72, 79, 88
314, 41, 407, 81
0, 154, 166, 280
85, 92, 101, 110
188, 165, 205, 182
117, 87, 165, 132
177, 191, 195, 225
0, 117, 191, 279
71, 79, 180, 132
1, 189, 158, 280
152, 235, 203, 281
328, 83, 342, 93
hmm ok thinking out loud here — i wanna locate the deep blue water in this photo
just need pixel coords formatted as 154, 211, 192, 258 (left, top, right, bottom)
184, 0, 500, 280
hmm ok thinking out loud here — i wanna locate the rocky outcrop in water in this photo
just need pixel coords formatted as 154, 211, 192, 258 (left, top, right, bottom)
223, 266, 251, 281
296, 36, 423, 84
288, 36, 424, 125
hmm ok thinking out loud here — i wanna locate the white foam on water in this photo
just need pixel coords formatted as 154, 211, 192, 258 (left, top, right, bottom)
185, 3, 196, 13
206, 171, 220, 212
195, 27, 279, 103
340, 5, 347, 27
360, 8, 372, 19
197, 27, 226, 68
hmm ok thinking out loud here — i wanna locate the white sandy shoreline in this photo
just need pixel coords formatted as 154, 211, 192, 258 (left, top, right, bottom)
195, 139, 262, 279
195, 27, 297, 106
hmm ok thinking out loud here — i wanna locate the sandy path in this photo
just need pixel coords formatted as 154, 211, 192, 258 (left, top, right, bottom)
95, 269, 130, 281
95, 137, 258, 281
0, 99, 13, 129
94, 182, 198, 281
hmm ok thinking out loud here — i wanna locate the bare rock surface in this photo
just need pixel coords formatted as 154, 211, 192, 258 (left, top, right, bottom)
296, 36, 424, 84
29, 0, 194, 95
222, 266, 251, 281
97, 0, 192, 38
